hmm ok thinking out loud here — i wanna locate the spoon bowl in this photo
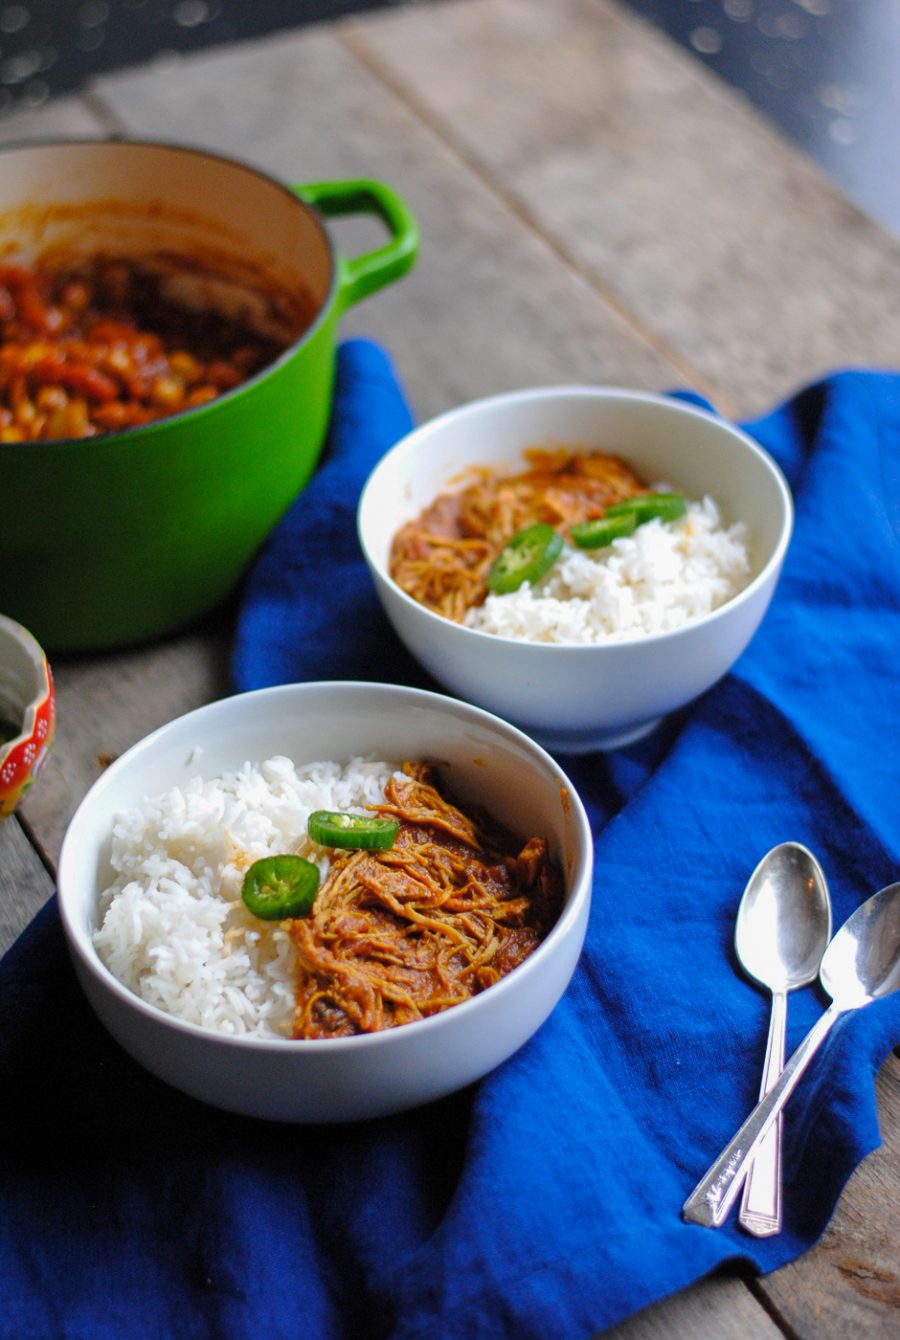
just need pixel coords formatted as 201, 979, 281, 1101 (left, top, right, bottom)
736, 842, 832, 992
684, 881, 900, 1228
821, 884, 900, 1007
733, 842, 832, 1236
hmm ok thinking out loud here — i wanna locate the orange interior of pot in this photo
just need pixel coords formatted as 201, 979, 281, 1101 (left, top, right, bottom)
0, 141, 331, 344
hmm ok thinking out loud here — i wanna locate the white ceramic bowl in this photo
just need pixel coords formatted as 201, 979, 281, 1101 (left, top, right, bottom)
358, 387, 793, 752
58, 681, 593, 1123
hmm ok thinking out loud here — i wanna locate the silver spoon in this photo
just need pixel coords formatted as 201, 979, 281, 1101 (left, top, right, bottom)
734, 843, 832, 1237
683, 881, 900, 1228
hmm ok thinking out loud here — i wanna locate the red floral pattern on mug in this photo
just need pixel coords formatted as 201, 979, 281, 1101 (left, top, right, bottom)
0, 661, 55, 818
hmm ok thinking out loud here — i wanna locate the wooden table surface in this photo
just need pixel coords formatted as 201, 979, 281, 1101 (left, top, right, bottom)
1, 1, 898, 1336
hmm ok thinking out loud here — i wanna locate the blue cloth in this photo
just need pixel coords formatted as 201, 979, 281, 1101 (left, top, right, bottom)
2, 339, 899, 1340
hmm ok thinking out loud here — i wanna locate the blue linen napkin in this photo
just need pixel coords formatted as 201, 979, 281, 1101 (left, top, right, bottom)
2, 339, 899, 1340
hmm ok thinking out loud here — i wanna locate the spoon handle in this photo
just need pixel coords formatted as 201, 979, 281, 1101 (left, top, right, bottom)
683, 1002, 842, 1227
739, 988, 787, 1236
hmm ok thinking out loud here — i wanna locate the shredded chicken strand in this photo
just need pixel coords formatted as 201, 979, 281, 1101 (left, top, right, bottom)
389, 448, 648, 620
288, 762, 563, 1038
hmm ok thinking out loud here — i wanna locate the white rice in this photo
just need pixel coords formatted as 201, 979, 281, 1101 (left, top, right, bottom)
92, 756, 399, 1038
466, 495, 750, 644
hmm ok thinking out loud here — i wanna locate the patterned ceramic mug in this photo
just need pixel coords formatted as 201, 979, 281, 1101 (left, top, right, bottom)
0, 614, 55, 817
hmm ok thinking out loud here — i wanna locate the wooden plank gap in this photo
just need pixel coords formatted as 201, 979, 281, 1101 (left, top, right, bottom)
745, 1277, 806, 1340
15, 807, 58, 883
338, 20, 738, 418
0, 808, 56, 954
79, 85, 134, 137
588, 0, 881, 236
596, 1267, 790, 1339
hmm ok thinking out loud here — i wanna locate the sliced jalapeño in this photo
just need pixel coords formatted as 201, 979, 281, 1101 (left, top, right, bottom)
307, 810, 399, 851
569, 513, 637, 549
241, 854, 320, 920
486, 523, 563, 595
605, 492, 687, 523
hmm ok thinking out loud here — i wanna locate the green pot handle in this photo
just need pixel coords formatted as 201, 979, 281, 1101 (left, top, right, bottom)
292, 179, 419, 313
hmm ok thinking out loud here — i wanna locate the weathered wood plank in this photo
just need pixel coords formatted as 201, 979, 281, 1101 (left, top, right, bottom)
0, 811, 54, 955
85, 18, 686, 421
19, 617, 234, 868
344, 0, 900, 418
0, 95, 108, 143
597, 1273, 784, 1340
756, 1053, 900, 1338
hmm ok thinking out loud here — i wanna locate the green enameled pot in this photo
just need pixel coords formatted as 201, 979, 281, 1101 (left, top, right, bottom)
0, 140, 419, 652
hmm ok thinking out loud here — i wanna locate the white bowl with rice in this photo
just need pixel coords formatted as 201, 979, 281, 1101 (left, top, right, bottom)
358, 387, 793, 752
57, 681, 593, 1123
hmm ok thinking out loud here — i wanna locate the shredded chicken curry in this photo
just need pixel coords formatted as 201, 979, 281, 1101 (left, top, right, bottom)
289, 762, 563, 1038
389, 447, 648, 621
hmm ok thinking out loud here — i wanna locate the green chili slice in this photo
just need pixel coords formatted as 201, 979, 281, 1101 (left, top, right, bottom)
486, 523, 563, 594
241, 854, 319, 920
307, 810, 400, 851
605, 492, 687, 523
569, 513, 637, 550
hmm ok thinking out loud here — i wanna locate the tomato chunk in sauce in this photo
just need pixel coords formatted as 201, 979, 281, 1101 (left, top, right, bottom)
0, 256, 296, 441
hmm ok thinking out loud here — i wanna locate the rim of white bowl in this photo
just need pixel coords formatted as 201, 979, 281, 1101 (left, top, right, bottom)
357, 385, 795, 653
57, 680, 594, 1054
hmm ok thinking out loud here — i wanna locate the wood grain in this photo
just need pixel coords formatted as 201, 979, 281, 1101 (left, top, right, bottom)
0, 95, 108, 143
85, 16, 682, 420
20, 617, 234, 868
0, 812, 54, 955
758, 1054, 900, 1337
598, 1273, 784, 1340
343, 0, 900, 418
